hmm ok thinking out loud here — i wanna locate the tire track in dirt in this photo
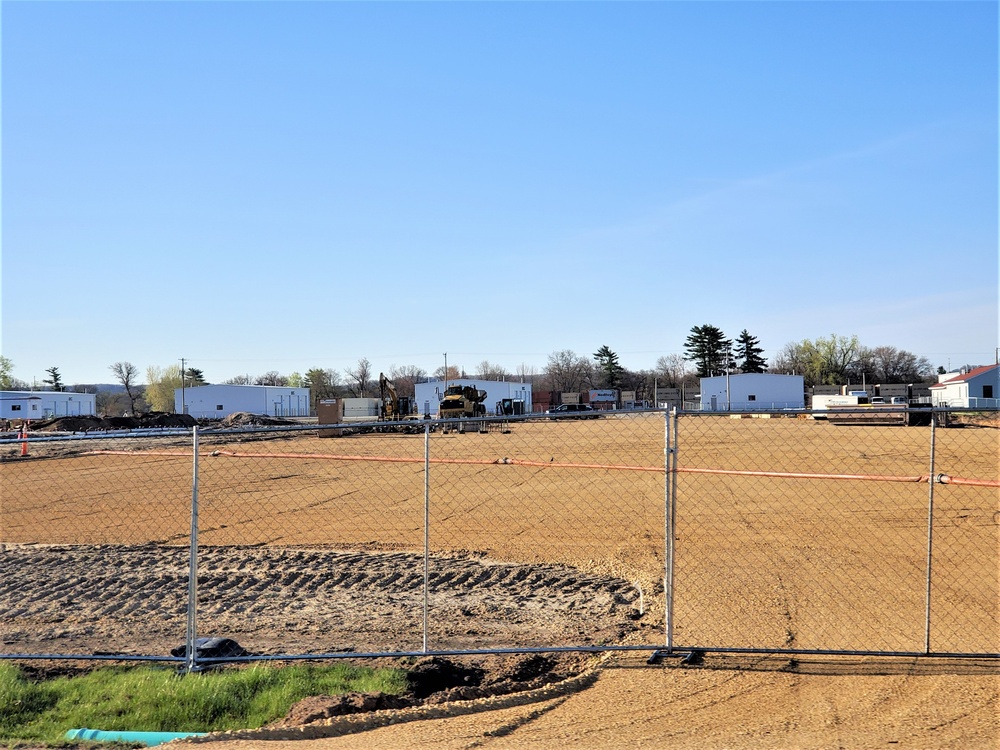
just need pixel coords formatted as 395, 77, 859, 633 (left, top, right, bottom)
1, 545, 645, 657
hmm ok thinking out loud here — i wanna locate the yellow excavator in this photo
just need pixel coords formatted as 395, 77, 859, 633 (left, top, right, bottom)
378, 373, 421, 431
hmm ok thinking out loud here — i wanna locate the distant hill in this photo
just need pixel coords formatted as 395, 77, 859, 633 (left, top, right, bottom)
70, 384, 127, 394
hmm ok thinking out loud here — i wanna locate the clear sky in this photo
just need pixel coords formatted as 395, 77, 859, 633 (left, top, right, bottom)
2, 1, 997, 387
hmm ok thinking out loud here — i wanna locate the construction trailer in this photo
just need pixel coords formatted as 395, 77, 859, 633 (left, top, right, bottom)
1, 390, 97, 421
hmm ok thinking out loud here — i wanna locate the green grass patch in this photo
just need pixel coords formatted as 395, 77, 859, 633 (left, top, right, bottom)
0, 661, 408, 746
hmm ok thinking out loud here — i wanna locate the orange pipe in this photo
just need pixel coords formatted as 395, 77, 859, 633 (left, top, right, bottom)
82, 450, 1000, 487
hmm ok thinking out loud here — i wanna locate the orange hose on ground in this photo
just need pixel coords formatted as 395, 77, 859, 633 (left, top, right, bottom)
82, 450, 1000, 487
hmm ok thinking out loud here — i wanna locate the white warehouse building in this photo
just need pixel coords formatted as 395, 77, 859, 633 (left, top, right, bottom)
175, 384, 311, 419
699, 373, 805, 411
0, 390, 97, 421
414, 379, 532, 417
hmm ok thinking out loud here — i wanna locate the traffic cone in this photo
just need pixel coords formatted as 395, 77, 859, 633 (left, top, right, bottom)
20, 424, 28, 456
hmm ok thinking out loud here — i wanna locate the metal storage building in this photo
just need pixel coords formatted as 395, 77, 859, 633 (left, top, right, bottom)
699, 373, 805, 411
174, 384, 311, 419
1, 390, 97, 421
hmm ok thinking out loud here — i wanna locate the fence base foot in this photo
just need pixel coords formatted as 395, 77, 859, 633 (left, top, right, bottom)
647, 649, 670, 665
647, 648, 705, 666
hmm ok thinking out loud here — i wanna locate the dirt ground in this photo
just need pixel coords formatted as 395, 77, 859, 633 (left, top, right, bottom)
2, 414, 997, 748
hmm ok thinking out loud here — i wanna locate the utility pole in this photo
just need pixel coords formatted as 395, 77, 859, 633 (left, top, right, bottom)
180, 358, 186, 415
443, 353, 448, 388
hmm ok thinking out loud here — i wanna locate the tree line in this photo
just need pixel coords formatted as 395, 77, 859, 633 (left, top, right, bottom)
0, 327, 944, 417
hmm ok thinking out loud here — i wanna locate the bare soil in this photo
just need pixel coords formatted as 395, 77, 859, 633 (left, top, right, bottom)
2, 414, 997, 748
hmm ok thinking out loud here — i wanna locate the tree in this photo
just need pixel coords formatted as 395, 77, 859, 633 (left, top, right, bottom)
304, 367, 340, 412
654, 354, 694, 389
475, 360, 508, 380
145, 365, 182, 412
734, 330, 767, 373
593, 345, 625, 389
771, 334, 860, 386
255, 371, 289, 386
868, 346, 934, 383
346, 358, 373, 397
683, 325, 731, 378
222, 374, 252, 385
0, 356, 14, 390
543, 350, 592, 392
387, 365, 426, 397
433, 364, 461, 382
184, 368, 207, 386
515, 362, 538, 383
42, 366, 64, 391
109, 361, 141, 415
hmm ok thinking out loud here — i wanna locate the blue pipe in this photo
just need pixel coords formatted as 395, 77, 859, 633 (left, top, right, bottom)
65, 728, 208, 746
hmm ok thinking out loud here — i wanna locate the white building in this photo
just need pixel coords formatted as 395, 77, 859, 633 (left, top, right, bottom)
929, 364, 999, 409
699, 373, 805, 411
174, 384, 311, 419
0, 390, 97, 421
414, 379, 533, 417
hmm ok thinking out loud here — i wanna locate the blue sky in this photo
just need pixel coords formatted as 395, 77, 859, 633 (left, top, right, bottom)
2, 1, 997, 386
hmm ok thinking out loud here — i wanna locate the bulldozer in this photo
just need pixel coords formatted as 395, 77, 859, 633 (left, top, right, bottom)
438, 384, 488, 419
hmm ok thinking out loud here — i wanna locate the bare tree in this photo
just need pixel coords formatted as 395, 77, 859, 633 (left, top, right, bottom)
346, 357, 373, 397
654, 354, 691, 388
109, 361, 141, 415
222, 374, 253, 385
868, 346, 935, 383
475, 360, 508, 380
432, 364, 461, 382
515, 362, 538, 383
388, 364, 426, 397
255, 371, 289, 386
543, 350, 593, 392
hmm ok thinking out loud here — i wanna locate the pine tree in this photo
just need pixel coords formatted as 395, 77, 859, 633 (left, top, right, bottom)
593, 345, 625, 388
683, 325, 731, 378
735, 330, 767, 373
43, 366, 64, 391
184, 368, 208, 386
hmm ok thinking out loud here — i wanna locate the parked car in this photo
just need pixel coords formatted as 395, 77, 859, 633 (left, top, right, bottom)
545, 404, 601, 419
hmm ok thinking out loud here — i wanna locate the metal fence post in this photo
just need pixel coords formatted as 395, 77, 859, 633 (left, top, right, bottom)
423, 421, 430, 654
184, 425, 200, 673
924, 412, 937, 654
664, 408, 678, 652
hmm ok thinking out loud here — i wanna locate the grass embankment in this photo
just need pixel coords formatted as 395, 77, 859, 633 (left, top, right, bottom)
0, 661, 408, 746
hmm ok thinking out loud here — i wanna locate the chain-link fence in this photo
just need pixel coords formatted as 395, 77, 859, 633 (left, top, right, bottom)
1, 409, 997, 666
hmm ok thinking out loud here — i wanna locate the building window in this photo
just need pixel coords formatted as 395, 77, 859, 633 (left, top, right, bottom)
31, 404, 38, 411
984, 386, 994, 399
748, 394, 756, 401
217, 404, 224, 410
11, 405, 20, 411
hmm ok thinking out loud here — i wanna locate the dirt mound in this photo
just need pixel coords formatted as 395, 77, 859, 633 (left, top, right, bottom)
218, 412, 297, 427
24, 412, 196, 432
269, 655, 587, 728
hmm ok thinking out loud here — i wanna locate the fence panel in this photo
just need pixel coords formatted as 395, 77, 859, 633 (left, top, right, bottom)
192, 425, 430, 655
671, 411, 998, 655
925, 411, 999, 655
1, 431, 195, 658
426, 413, 665, 651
